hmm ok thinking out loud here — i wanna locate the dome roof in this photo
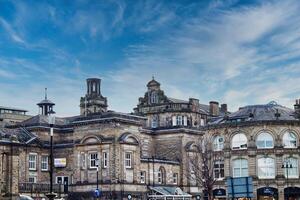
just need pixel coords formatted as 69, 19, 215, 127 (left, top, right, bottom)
37, 99, 55, 106
147, 77, 160, 87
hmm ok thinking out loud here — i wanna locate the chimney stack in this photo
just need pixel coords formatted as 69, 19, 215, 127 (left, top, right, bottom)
189, 98, 200, 112
209, 101, 219, 116
221, 104, 228, 113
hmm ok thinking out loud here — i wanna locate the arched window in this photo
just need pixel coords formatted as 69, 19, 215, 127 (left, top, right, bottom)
256, 132, 274, 149
233, 159, 248, 177
284, 157, 299, 178
213, 135, 224, 151
257, 157, 275, 179
283, 132, 297, 148
158, 167, 166, 184
232, 133, 247, 150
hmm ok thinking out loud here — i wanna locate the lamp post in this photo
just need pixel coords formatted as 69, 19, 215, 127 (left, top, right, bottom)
282, 160, 293, 200
46, 110, 56, 200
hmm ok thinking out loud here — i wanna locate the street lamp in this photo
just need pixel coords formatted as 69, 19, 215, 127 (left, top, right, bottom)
282, 160, 293, 200
46, 109, 56, 200
96, 158, 99, 191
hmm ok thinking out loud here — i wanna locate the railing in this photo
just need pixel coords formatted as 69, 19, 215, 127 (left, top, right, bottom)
19, 182, 63, 193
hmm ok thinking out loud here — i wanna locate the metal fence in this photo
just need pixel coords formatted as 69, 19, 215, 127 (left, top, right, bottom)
19, 182, 63, 193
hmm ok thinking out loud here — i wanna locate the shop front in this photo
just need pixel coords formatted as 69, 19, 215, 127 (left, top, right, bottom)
284, 187, 300, 200
213, 188, 226, 200
257, 187, 278, 200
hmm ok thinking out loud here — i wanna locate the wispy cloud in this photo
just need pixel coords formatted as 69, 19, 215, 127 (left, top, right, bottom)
0, 17, 25, 44
1, 0, 300, 116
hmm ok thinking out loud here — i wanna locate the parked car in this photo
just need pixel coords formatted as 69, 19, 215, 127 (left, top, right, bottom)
18, 195, 34, 200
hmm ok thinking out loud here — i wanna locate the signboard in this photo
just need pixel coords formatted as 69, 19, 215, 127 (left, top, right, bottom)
226, 177, 253, 198
213, 189, 226, 197
54, 158, 67, 168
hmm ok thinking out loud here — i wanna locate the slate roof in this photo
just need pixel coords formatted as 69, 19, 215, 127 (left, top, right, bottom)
0, 106, 28, 112
209, 101, 297, 125
0, 127, 37, 144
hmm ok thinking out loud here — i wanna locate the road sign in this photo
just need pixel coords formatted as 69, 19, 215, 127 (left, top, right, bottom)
94, 188, 101, 198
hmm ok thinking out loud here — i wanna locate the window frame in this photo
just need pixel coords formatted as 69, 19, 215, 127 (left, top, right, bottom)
213, 135, 224, 151
233, 158, 248, 178
140, 171, 146, 184
284, 157, 299, 178
125, 152, 132, 169
41, 155, 48, 171
28, 153, 37, 171
89, 152, 99, 169
257, 157, 275, 179
28, 176, 37, 183
283, 132, 297, 148
232, 133, 248, 150
103, 151, 108, 168
173, 173, 178, 184
214, 160, 225, 180
256, 132, 274, 149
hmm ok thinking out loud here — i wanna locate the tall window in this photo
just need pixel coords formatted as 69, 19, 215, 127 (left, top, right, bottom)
140, 171, 146, 183
41, 155, 48, 171
151, 115, 159, 128
173, 173, 178, 184
103, 151, 108, 168
150, 92, 158, 104
257, 157, 275, 179
158, 167, 165, 184
284, 157, 299, 178
29, 153, 37, 171
233, 159, 248, 177
213, 136, 224, 151
232, 133, 247, 150
257, 132, 274, 149
283, 132, 297, 148
89, 152, 98, 168
214, 160, 225, 179
125, 152, 132, 168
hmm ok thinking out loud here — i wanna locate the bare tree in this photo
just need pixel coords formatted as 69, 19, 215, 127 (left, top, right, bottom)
186, 137, 223, 200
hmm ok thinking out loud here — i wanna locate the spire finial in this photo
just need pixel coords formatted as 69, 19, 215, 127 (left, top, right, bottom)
152, 75, 155, 80
45, 88, 47, 100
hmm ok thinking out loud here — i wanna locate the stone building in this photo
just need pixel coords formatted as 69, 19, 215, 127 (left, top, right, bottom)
0, 106, 31, 127
0, 77, 299, 200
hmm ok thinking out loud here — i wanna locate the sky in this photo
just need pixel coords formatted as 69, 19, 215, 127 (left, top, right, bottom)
1, 0, 300, 117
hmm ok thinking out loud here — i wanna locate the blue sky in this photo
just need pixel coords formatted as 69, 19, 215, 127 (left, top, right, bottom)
1, 0, 300, 116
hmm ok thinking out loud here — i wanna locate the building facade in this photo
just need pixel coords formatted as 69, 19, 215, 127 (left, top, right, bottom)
0, 78, 299, 200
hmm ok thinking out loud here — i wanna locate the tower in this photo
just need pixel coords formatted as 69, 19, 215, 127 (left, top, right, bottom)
80, 78, 108, 115
37, 88, 55, 115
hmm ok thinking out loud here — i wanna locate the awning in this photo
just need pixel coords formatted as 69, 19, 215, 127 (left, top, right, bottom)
148, 186, 192, 200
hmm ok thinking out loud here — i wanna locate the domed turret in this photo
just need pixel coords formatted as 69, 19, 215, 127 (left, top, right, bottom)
37, 88, 55, 115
